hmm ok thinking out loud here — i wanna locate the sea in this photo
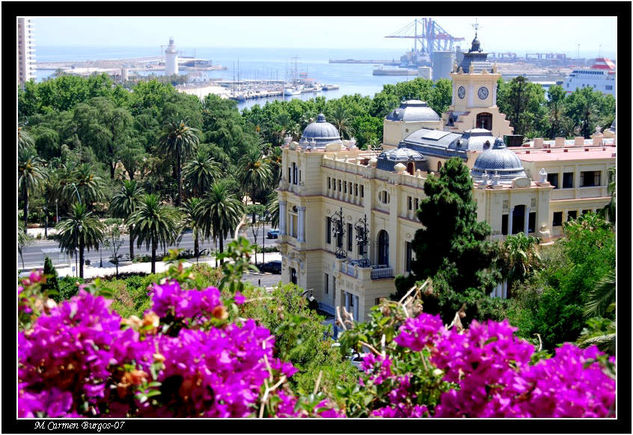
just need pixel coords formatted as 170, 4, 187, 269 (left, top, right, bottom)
35, 46, 421, 111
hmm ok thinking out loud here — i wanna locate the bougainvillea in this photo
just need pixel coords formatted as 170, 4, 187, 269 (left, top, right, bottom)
357, 312, 616, 418
18, 275, 340, 418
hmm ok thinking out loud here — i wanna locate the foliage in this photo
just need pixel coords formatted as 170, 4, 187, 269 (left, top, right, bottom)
496, 232, 542, 291
497, 76, 547, 137
42, 257, 60, 296
394, 158, 500, 324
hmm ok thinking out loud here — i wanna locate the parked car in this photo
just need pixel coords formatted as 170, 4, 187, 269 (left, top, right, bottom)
266, 229, 280, 239
258, 260, 281, 274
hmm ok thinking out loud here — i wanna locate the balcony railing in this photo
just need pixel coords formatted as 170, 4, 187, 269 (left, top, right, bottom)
370, 265, 394, 279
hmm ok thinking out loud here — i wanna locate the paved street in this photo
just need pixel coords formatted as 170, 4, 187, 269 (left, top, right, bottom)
18, 224, 279, 271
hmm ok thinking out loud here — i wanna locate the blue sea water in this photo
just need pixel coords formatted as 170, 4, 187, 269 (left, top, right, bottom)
36, 46, 421, 110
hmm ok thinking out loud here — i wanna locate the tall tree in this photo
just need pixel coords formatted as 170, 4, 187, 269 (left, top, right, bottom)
497, 232, 542, 294
18, 126, 35, 154
238, 148, 273, 205
564, 87, 613, 138
546, 85, 569, 139
128, 194, 180, 274
158, 120, 200, 206
180, 197, 204, 260
61, 163, 105, 209
183, 149, 221, 198
18, 151, 47, 228
497, 76, 547, 137
56, 202, 105, 278
394, 158, 501, 322
197, 181, 245, 263
111, 180, 145, 260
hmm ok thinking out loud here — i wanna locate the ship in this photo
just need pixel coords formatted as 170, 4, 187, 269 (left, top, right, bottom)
563, 57, 615, 96
372, 67, 419, 76
322, 84, 339, 91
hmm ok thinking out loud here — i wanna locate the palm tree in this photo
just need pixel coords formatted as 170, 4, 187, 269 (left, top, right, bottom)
498, 233, 542, 293
329, 104, 354, 140
56, 202, 105, 278
197, 181, 245, 264
238, 148, 273, 205
111, 180, 145, 260
18, 126, 34, 154
180, 197, 204, 260
584, 269, 616, 319
266, 192, 279, 229
183, 150, 221, 198
61, 164, 105, 208
18, 152, 47, 228
18, 219, 32, 270
128, 194, 180, 274
158, 120, 200, 206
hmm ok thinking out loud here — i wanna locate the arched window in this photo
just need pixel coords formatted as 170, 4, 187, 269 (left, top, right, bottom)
476, 112, 493, 131
437, 161, 442, 172
406, 162, 415, 175
378, 230, 389, 266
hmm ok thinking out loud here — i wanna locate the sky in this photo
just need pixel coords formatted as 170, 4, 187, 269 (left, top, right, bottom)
31, 16, 618, 57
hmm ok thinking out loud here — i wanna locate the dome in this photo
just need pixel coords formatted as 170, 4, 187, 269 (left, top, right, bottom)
376, 147, 426, 172
385, 100, 440, 122
460, 129, 503, 151
299, 113, 341, 148
471, 142, 527, 183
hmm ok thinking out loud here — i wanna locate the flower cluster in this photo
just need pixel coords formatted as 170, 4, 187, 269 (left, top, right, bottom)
380, 314, 616, 418
18, 279, 342, 418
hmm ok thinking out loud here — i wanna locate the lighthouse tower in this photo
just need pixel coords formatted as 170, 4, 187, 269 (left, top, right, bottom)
164, 37, 179, 75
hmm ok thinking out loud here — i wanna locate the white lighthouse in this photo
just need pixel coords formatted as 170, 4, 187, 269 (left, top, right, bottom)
164, 37, 178, 76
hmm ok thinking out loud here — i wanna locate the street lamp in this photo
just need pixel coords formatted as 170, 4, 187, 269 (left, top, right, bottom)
330, 207, 346, 259
55, 199, 59, 225
43, 205, 48, 239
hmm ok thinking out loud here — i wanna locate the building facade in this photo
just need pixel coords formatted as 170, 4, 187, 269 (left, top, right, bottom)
276, 35, 615, 323
18, 17, 36, 86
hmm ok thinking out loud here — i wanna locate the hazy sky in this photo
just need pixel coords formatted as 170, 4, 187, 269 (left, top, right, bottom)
31, 16, 617, 56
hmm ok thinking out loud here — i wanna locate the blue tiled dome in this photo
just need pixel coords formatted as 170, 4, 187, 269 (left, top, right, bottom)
471, 142, 526, 183
385, 100, 440, 122
299, 113, 341, 148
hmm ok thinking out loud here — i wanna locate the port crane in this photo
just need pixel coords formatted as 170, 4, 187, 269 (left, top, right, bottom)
385, 18, 464, 65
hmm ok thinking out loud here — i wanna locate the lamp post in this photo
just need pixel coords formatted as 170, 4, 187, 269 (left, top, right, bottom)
330, 207, 346, 259
43, 205, 48, 239
55, 199, 59, 225
355, 214, 369, 267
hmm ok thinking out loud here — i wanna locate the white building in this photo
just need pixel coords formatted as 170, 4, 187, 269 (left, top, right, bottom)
18, 17, 36, 86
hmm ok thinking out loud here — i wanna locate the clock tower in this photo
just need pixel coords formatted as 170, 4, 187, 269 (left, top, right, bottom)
441, 30, 513, 138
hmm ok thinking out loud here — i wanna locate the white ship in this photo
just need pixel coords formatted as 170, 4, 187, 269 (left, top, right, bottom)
563, 58, 615, 96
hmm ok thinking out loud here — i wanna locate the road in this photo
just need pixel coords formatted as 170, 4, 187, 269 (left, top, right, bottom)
19, 224, 279, 270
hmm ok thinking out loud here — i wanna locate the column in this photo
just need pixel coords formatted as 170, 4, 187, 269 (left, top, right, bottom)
297, 206, 306, 242
508, 206, 514, 235
524, 206, 530, 234
279, 201, 287, 236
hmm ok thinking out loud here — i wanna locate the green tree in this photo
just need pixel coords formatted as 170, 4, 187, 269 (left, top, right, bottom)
128, 193, 180, 274
599, 167, 616, 225
394, 158, 501, 323
564, 87, 613, 138
497, 232, 542, 293
56, 202, 105, 279
43, 256, 60, 296
61, 164, 105, 209
158, 120, 200, 206
237, 148, 273, 205
18, 126, 35, 154
183, 148, 221, 198
18, 151, 47, 228
18, 220, 32, 270
180, 197, 204, 260
545, 85, 569, 139
110, 180, 145, 260
497, 76, 547, 137
197, 181, 245, 263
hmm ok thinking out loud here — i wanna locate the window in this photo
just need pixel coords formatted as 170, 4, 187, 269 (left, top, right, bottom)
360, 185, 364, 198
299, 170, 302, 183
326, 217, 332, 244
349, 182, 353, 194
529, 212, 536, 233
379, 191, 390, 204
562, 172, 574, 188
347, 223, 353, 252
344, 181, 347, 194
408, 196, 413, 210
582, 209, 591, 215
405, 242, 413, 272
502, 214, 509, 235
324, 273, 329, 295
338, 180, 342, 191
288, 167, 291, 182
292, 162, 297, 185
553, 212, 563, 227
328, 177, 331, 189
332, 178, 336, 191
354, 183, 358, 196
415, 198, 419, 210
567, 210, 577, 221
547, 173, 559, 189
580, 171, 601, 187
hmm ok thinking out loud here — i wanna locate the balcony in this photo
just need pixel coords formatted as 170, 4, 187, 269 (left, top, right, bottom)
339, 259, 393, 280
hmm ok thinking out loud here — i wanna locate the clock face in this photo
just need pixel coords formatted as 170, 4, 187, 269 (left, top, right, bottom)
457, 86, 466, 99
478, 86, 489, 100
